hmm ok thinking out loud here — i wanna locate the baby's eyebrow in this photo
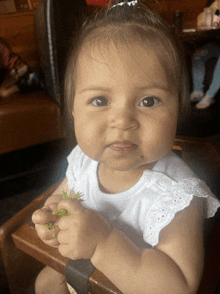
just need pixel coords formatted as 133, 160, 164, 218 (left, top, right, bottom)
78, 86, 111, 94
138, 83, 169, 92
77, 83, 170, 95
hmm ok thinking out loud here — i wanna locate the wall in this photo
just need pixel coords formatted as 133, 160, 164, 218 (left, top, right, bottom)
148, 0, 208, 28
0, 0, 209, 39
0, 0, 211, 64
0, 11, 38, 68
0, 0, 16, 14
88, 0, 209, 28
0, 11, 34, 37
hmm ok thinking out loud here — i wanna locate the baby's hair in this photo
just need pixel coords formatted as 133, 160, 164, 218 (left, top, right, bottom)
65, 0, 189, 126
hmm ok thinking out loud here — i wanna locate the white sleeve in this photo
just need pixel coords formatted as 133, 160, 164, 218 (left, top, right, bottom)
143, 177, 220, 247
66, 145, 84, 191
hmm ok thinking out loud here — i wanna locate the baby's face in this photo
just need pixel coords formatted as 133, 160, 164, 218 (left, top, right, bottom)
72, 42, 179, 173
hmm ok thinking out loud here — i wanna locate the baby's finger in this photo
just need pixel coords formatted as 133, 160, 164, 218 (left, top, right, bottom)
58, 244, 72, 259
57, 198, 84, 215
45, 203, 59, 212
35, 224, 60, 240
32, 209, 59, 225
57, 229, 70, 245
43, 238, 59, 247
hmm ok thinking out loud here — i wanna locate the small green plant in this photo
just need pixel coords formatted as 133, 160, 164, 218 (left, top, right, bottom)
52, 209, 71, 217
62, 191, 82, 200
61, 191, 69, 199
45, 222, 53, 230
73, 191, 83, 200
45, 191, 82, 235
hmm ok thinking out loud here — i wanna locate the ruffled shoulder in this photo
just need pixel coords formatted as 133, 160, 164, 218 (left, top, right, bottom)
143, 177, 220, 247
66, 145, 86, 191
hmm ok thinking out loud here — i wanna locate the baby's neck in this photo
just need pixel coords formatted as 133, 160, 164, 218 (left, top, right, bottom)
98, 163, 154, 194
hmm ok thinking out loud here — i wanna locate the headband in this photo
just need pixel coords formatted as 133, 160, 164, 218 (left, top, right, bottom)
110, 0, 138, 9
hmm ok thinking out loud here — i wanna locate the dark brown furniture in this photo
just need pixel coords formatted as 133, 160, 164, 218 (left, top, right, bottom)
1, 0, 88, 154
1, 136, 220, 294
0, 0, 87, 200
0, 93, 64, 154
0, 26, 64, 155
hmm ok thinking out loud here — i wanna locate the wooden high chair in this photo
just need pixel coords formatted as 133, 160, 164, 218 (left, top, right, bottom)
1, 136, 220, 294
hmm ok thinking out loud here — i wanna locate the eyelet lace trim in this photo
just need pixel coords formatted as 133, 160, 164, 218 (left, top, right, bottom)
66, 146, 83, 191
66, 167, 77, 191
144, 178, 219, 247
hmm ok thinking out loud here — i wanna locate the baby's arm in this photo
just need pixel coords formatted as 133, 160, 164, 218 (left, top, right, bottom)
56, 196, 204, 294
32, 177, 76, 246
91, 197, 204, 294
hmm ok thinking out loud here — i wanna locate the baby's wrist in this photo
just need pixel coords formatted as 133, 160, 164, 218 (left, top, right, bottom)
91, 228, 123, 267
91, 228, 141, 271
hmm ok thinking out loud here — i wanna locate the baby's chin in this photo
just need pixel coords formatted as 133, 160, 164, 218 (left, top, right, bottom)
83, 145, 169, 172
98, 159, 157, 174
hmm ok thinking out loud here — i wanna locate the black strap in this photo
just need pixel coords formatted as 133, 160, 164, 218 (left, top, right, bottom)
65, 259, 96, 294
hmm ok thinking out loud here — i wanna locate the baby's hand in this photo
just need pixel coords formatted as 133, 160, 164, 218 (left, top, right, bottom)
56, 198, 113, 260
32, 203, 61, 247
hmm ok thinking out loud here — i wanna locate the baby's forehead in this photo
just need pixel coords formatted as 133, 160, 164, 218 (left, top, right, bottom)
80, 38, 153, 61
77, 34, 177, 87
78, 25, 177, 70
75, 41, 179, 99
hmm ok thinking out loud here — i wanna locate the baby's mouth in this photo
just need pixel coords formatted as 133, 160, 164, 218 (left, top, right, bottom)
109, 141, 137, 155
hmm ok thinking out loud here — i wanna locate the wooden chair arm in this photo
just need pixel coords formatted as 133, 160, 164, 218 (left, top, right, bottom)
0, 180, 63, 294
12, 215, 122, 293
6, 177, 121, 293
12, 223, 69, 274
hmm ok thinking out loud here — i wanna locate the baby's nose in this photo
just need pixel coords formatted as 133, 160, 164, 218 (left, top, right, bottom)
109, 107, 139, 131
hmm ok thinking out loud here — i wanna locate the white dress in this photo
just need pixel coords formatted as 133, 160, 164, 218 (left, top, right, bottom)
66, 145, 220, 248
66, 145, 220, 293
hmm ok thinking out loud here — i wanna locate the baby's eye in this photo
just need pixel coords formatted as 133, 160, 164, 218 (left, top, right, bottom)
139, 96, 161, 107
91, 96, 109, 106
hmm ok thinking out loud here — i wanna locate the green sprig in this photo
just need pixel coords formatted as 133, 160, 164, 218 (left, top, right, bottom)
62, 191, 83, 200
74, 192, 83, 199
45, 191, 82, 232
45, 222, 53, 230
62, 191, 69, 199
45, 222, 55, 237
52, 209, 71, 217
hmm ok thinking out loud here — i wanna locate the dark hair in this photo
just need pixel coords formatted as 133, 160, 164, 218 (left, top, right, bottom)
65, 0, 189, 129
